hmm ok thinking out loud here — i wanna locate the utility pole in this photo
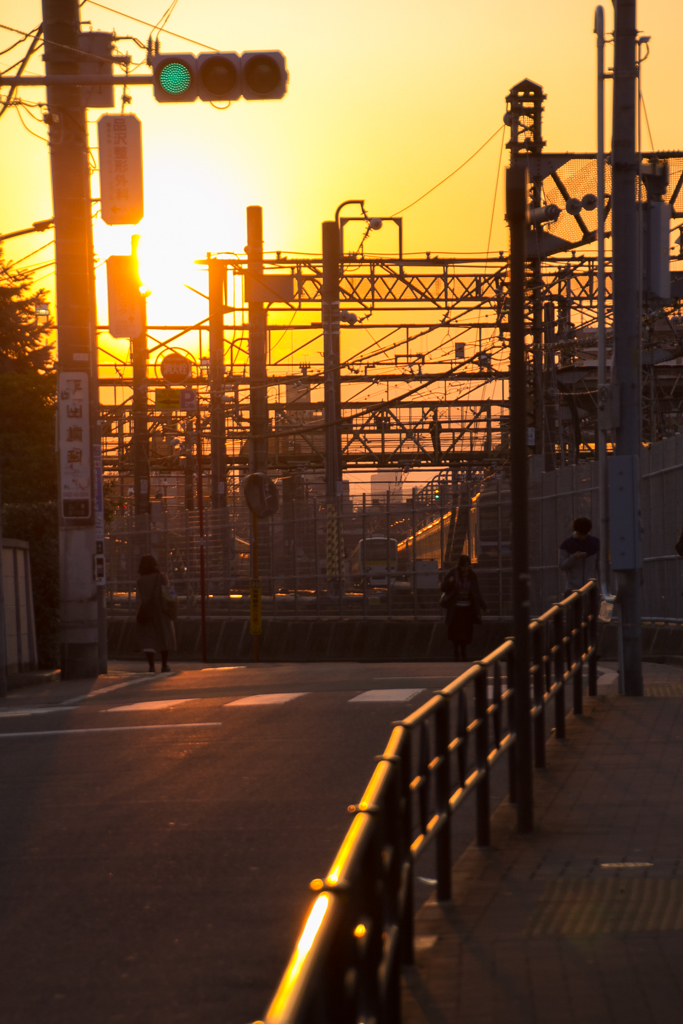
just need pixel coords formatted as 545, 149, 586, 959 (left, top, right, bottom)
131, 236, 149, 518
322, 221, 342, 502
322, 221, 343, 594
247, 207, 268, 475
44, 0, 99, 679
611, 0, 643, 695
208, 258, 227, 508
506, 164, 533, 833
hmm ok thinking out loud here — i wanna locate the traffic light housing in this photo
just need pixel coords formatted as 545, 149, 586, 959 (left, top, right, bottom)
151, 51, 288, 102
152, 54, 197, 102
197, 52, 241, 101
106, 255, 144, 338
240, 51, 288, 100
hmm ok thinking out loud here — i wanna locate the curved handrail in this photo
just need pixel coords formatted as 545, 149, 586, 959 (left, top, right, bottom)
260, 582, 598, 1024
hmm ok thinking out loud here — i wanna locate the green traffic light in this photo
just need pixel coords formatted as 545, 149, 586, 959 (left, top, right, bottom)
158, 61, 193, 95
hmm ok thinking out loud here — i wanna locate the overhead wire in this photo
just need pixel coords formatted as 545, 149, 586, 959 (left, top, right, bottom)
0, 23, 43, 119
82, 1, 218, 52
390, 124, 505, 217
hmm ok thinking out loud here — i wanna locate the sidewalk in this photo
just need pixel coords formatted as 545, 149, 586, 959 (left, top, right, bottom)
403, 662, 683, 1024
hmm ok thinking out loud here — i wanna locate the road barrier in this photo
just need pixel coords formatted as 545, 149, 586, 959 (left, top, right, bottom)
258, 582, 598, 1024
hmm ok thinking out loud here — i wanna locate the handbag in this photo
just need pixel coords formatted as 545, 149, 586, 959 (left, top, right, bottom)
161, 584, 179, 620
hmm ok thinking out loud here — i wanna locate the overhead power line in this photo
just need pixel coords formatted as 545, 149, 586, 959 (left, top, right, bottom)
82, 1, 218, 52
390, 124, 505, 217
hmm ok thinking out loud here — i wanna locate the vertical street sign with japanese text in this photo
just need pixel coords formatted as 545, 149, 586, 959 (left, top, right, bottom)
98, 114, 144, 225
59, 371, 91, 520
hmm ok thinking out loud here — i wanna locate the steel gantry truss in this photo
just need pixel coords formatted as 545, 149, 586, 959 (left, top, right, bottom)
97, 238, 683, 510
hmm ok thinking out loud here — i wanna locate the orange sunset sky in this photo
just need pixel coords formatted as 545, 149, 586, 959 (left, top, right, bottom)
1, 0, 681, 348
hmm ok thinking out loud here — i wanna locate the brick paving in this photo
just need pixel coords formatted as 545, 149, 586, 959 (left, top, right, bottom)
402, 662, 683, 1024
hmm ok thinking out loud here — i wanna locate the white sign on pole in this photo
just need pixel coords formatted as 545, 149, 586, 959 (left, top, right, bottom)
58, 371, 91, 520
98, 114, 144, 225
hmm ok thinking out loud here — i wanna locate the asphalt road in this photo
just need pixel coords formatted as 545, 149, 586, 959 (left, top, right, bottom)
0, 660, 466, 1024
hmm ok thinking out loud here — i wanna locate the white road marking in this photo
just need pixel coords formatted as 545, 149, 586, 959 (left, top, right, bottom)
201, 666, 246, 671
414, 935, 438, 951
600, 862, 653, 868
0, 723, 222, 738
0, 707, 69, 719
60, 674, 153, 705
103, 699, 193, 713
350, 689, 424, 703
374, 676, 455, 681
225, 693, 307, 706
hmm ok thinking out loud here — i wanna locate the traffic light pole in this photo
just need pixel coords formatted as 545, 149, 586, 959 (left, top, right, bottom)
247, 206, 269, 475
611, 0, 643, 695
209, 258, 227, 507
44, 0, 99, 679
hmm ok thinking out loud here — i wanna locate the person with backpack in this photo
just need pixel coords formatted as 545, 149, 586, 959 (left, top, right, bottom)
559, 516, 600, 596
135, 554, 177, 672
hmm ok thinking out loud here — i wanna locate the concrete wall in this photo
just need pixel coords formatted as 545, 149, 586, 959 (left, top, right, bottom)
107, 616, 513, 664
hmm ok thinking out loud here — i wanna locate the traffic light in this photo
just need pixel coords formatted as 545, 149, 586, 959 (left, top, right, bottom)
197, 52, 241, 101
151, 51, 288, 102
152, 54, 197, 102
106, 254, 144, 338
240, 52, 288, 99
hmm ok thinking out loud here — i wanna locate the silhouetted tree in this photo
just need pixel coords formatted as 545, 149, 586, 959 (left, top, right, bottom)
0, 249, 56, 502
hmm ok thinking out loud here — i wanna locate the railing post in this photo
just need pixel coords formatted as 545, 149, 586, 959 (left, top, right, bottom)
398, 728, 414, 966
588, 584, 599, 696
532, 623, 546, 769
474, 666, 490, 846
572, 597, 583, 715
506, 644, 517, 804
553, 605, 566, 739
435, 697, 452, 900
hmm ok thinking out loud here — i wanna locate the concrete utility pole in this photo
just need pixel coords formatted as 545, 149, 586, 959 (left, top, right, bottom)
611, 0, 643, 694
506, 164, 533, 832
208, 259, 227, 508
131, 237, 149, 518
322, 221, 342, 502
44, 0, 99, 678
247, 206, 268, 475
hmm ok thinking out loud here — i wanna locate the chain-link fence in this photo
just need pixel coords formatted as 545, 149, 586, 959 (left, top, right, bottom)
527, 433, 683, 619
105, 489, 509, 621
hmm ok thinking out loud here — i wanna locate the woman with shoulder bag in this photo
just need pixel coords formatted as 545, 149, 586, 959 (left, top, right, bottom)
135, 554, 177, 673
440, 554, 488, 662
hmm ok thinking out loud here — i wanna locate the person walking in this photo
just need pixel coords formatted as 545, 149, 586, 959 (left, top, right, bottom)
135, 554, 176, 672
440, 554, 487, 661
559, 516, 599, 596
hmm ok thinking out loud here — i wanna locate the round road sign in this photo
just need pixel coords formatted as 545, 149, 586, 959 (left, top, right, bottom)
160, 352, 192, 385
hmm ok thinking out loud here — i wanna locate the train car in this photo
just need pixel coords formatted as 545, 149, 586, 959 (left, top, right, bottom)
349, 535, 399, 586
396, 504, 474, 571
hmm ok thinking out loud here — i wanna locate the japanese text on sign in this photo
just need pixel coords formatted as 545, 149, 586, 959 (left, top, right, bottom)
98, 114, 144, 225
59, 371, 91, 520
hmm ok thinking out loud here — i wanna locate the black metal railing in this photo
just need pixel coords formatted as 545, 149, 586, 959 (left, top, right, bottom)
258, 582, 599, 1024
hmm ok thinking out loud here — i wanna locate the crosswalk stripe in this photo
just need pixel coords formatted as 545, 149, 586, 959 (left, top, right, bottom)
350, 689, 424, 703
103, 699, 193, 713
225, 692, 307, 706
